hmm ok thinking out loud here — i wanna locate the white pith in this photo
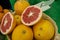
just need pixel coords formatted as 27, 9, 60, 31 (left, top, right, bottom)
1, 12, 13, 34
21, 5, 42, 26
4, 18, 8, 26
28, 11, 33, 17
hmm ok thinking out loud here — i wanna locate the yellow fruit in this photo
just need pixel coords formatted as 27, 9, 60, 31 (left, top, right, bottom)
33, 19, 54, 40
0, 13, 4, 22
3, 9, 10, 14
14, 0, 30, 15
15, 15, 21, 25
12, 24, 33, 40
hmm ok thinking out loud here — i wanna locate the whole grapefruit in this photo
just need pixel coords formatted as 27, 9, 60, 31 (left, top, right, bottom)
12, 24, 33, 40
33, 19, 54, 40
14, 0, 30, 15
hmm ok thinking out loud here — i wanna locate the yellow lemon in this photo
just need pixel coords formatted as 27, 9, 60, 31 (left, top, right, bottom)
33, 19, 54, 40
12, 24, 33, 40
14, 15, 21, 25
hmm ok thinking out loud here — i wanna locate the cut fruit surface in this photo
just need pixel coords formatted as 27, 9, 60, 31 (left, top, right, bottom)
0, 12, 16, 35
21, 5, 42, 26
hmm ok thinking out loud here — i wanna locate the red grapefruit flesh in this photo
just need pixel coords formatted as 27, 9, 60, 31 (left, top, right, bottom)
21, 6, 42, 26
0, 12, 16, 34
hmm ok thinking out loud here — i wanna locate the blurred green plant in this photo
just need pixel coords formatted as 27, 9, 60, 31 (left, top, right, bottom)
0, 33, 8, 40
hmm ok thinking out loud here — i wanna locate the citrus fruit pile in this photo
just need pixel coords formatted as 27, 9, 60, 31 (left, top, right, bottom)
0, 0, 55, 40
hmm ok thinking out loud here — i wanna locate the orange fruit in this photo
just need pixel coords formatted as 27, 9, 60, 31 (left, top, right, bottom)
12, 24, 33, 40
14, 15, 21, 25
0, 12, 16, 34
3, 9, 10, 14
0, 13, 4, 22
33, 19, 54, 40
14, 0, 30, 15
0, 5, 3, 13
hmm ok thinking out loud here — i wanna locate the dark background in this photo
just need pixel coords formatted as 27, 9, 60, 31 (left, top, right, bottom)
0, 0, 11, 9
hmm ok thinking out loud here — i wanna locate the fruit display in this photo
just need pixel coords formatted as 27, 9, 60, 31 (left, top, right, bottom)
0, 0, 59, 40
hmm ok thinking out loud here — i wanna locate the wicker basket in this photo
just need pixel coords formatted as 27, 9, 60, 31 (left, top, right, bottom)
42, 13, 60, 40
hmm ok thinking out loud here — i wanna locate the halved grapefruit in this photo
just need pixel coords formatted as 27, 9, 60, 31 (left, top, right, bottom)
21, 5, 42, 26
0, 12, 16, 35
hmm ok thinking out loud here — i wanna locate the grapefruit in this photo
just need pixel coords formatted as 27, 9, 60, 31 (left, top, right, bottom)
14, 15, 21, 25
21, 6, 42, 26
33, 19, 54, 40
0, 12, 16, 35
14, 0, 30, 15
12, 24, 33, 40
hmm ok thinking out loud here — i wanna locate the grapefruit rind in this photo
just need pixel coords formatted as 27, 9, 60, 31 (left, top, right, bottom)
1, 12, 14, 34
21, 5, 42, 26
